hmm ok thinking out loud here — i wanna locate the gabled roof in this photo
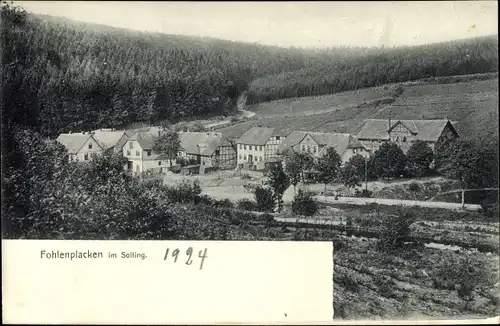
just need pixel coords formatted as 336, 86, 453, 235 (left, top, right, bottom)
357, 119, 457, 142
278, 131, 352, 156
92, 129, 128, 150
127, 132, 156, 150
178, 132, 230, 156
56, 133, 102, 154
236, 127, 274, 145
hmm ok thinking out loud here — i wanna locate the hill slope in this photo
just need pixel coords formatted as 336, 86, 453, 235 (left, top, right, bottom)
2, 2, 498, 138
215, 75, 499, 141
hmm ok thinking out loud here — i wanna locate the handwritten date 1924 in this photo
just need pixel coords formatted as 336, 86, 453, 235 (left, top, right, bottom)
163, 247, 208, 270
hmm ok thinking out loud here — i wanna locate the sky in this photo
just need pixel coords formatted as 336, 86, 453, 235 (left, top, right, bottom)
16, 1, 499, 48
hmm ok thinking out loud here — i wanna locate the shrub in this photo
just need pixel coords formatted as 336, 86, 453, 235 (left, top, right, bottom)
164, 180, 202, 204
254, 185, 275, 212
408, 182, 421, 193
354, 188, 372, 198
431, 254, 492, 301
291, 189, 318, 216
237, 198, 258, 211
377, 206, 416, 250
241, 173, 252, 180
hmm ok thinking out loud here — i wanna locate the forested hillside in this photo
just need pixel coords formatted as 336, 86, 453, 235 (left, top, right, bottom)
2, 3, 498, 139
2, 4, 374, 137
247, 35, 499, 104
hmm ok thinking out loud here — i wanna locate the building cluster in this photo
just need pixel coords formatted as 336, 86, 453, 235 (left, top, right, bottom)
55, 118, 459, 175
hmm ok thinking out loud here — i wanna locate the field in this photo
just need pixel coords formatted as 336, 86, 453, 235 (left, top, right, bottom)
215, 76, 499, 141
221, 200, 500, 319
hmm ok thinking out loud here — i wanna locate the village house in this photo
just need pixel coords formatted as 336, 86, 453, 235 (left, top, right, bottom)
235, 126, 289, 170
177, 131, 237, 171
56, 132, 104, 162
122, 128, 169, 174
278, 131, 370, 164
91, 128, 130, 153
357, 118, 459, 153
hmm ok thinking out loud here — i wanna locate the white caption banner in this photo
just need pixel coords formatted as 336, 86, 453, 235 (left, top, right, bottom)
2, 240, 333, 324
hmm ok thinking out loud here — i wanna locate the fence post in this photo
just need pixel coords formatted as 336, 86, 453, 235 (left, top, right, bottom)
461, 190, 465, 208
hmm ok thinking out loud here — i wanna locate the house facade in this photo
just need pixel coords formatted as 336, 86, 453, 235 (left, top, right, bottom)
277, 131, 369, 164
177, 132, 236, 170
56, 132, 104, 162
357, 118, 459, 153
122, 131, 168, 174
235, 127, 289, 170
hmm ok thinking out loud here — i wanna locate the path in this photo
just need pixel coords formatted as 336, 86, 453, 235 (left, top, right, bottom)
315, 196, 482, 211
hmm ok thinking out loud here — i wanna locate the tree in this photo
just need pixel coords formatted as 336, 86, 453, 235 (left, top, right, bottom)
266, 162, 290, 212
254, 186, 274, 212
340, 162, 361, 195
291, 189, 318, 216
370, 142, 407, 180
436, 138, 497, 203
152, 130, 181, 167
316, 147, 342, 196
297, 151, 315, 182
348, 154, 367, 180
283, 150, 301, 194
406, 140, 434, 177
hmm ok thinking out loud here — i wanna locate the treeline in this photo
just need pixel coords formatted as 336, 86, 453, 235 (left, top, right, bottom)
3, 3, 369, 137
247, 35, 499, 104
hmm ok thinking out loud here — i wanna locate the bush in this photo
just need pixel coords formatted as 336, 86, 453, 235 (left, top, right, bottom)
241, 173, 252, 180
237, 198, 258, 211
291, 189, 318, 216
377, 206, 416, 250
431, 254, 492, 301
354, 188, 372, 198
164, 180, 202, 204
254, 185, 275, 212
408, 182, 421, 193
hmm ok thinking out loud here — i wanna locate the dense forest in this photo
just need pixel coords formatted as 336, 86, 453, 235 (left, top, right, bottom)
2, 2, 498, 138
247, 36, 499, 103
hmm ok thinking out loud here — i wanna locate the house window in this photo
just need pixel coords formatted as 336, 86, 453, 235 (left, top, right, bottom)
215, 149, 220, 156
147, 150, 151, 156
136, 151, 140, 156
84, 153, 89, 161
244, 155, 247, 160
158, 161, 162, 166
260, 146, 263, 151
302, 145, 306, 151
129, 142, 133, 149
88, 143, 92, 149
307, 145, 311, 153
127, 150, 131, 156
259, 156, 262, 161
313, 146, 317, 154
276, 136, 280, 141
403, 136, 407, 142
249, 145, 252, 150
239, 144, 242, 149
395, 136, 399, 142
244, 145, 247, 150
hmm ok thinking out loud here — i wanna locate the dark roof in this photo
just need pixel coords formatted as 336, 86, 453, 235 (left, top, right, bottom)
278, 131, 352, 156
357, 119, 456, 142
56, 133, 102, 153
92, 129, 128, 149
178, 132, 231, 156
236, 127, 275, 145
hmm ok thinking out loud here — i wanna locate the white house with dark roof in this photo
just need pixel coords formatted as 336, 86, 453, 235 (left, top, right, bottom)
177, 131, 236, 170
56, 132, 104, 162
277, 131, 370, 164
357, 118, 459, 153
122, 128, 169, 174
235, 126, 289, 170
